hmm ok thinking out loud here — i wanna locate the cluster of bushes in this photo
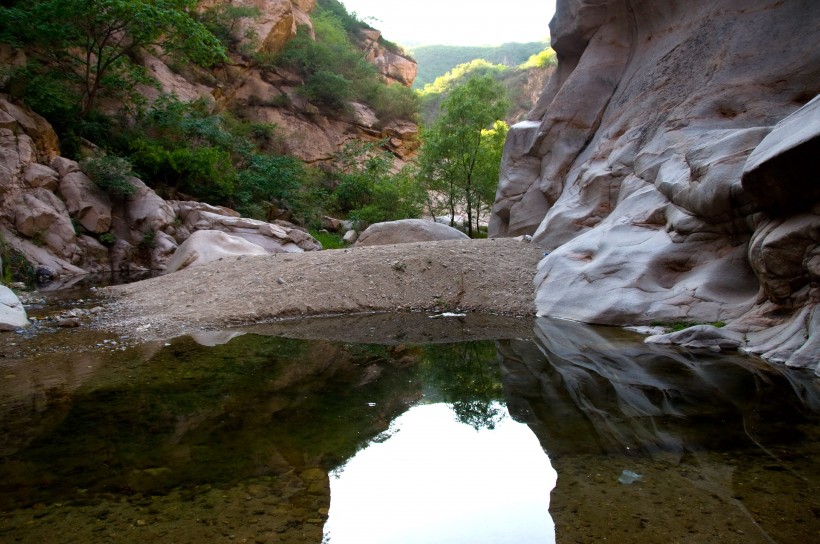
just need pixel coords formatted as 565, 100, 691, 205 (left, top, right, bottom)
270, 2, 418, 124
76, 96, 424, 230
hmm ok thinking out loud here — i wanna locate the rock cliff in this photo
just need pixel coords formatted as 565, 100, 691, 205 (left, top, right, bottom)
0, 96, 320, 282
490, 0, 820, 372
143, 0, 419, 164
0, 0, 419, 287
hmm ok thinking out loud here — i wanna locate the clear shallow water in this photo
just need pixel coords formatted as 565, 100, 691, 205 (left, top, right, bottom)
0, 312, 818, 543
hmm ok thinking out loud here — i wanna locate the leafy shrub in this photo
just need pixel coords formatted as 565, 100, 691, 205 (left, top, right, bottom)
520, 47, 557, 69
331, 140, 425, 225
139, 229, 157, 250
198, 4, 261, 50
374, 84, 419, 125
80, 155, 138, 198
300, 70, 353, 111
98, 232, 117, 247
236, 154, 305, 218
0, 234, 35, 286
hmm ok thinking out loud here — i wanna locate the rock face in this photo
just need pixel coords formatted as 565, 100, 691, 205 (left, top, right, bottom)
357, 29, 417, 87
355, 219, 470, 247
490, 0, 820, 371
0, 96, 320, 285
190, 1, 419, 165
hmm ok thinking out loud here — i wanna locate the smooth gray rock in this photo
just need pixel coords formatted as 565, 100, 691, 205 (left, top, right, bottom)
356, 219, 469, 247
165, 230, 268, 274
742, 94, 820, 212
0, 285, 29, 331
646, 325, 745, 352
490, 0, 820, 367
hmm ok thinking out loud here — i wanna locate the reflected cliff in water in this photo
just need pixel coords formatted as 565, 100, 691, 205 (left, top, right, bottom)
499, 317, 820, 543
0, 312, 817, 543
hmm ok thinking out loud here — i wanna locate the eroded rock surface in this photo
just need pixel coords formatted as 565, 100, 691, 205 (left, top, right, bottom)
490, 0, 820, 371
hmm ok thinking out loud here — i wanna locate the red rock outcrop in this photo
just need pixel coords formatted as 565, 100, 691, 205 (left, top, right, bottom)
490, 0, 820, 371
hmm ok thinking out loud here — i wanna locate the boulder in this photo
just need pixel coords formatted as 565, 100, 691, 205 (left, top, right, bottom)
165, 230, 268, 273
0, 285, 29, 331
342, 230, 358, 244
124, 177, 175, 232
23, 163, 59, 190
171, 200, 320, 252
58, 169, 112, 233
355, 219, 469, 247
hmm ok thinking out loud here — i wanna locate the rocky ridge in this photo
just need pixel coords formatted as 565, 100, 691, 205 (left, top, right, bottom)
490, 0, 820, 373
182, 0, 419, 164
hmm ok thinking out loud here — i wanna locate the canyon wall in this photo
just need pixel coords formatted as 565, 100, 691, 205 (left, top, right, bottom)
490, 0, 820, 371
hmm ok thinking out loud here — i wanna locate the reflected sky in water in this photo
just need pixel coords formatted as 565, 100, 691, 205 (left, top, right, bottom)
324, 402, 556, 544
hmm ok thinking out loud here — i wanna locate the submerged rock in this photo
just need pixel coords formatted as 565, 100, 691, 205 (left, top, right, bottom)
645, 324, 745, 352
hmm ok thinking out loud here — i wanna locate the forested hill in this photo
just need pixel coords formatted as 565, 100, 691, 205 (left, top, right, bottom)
411, 42, 547, 89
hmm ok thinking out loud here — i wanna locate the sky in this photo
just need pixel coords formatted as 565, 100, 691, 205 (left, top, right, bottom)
339, 0, 557, 47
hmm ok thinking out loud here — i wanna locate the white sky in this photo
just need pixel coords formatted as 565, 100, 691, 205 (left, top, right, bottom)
339, 0, 557, 47
324, 403, 557, 544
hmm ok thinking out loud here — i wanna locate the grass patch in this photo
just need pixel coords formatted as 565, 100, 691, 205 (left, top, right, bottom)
310, 230, 344, 250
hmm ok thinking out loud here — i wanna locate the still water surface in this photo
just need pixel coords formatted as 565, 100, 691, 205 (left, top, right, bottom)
0, 312, 817, 543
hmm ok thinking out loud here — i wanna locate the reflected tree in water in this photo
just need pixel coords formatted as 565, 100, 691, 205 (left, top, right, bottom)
420, 341, 505, 430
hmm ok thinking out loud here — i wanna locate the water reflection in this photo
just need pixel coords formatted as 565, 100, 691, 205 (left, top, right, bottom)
324, 403, 556, 544
499, 317, 820, 543
0, 313, 818, 543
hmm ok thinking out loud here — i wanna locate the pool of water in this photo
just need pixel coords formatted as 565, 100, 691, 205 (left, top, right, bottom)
0, 311, 817, 543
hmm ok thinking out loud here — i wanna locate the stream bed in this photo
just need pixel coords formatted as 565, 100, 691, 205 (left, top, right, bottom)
0, 302, 818, 543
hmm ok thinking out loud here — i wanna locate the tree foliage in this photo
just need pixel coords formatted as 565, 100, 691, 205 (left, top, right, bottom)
0, 0, 226, 117
332, 140, 425, 225
419, 76, 509, 237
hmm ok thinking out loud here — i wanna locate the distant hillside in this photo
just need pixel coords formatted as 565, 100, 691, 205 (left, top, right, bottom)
411, 42, 548, 89
419, 48, 557, 126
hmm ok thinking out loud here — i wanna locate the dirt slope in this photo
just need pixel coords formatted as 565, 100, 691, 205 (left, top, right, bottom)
101, 238, 544, 340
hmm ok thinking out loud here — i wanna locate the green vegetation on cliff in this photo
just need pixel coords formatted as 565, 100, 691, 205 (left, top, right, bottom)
270, 5, 417, 122
0, 0, 521, 239
0, 0, 226, 119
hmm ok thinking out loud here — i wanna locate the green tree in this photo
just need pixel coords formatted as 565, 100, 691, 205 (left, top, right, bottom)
418, 75, 509, 237
0, 0, 226, 118
420, 341, 505, 431
331, 140, 425, 225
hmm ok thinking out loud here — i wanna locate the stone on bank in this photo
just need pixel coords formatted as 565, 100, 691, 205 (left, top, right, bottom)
0, 285, 29, 331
